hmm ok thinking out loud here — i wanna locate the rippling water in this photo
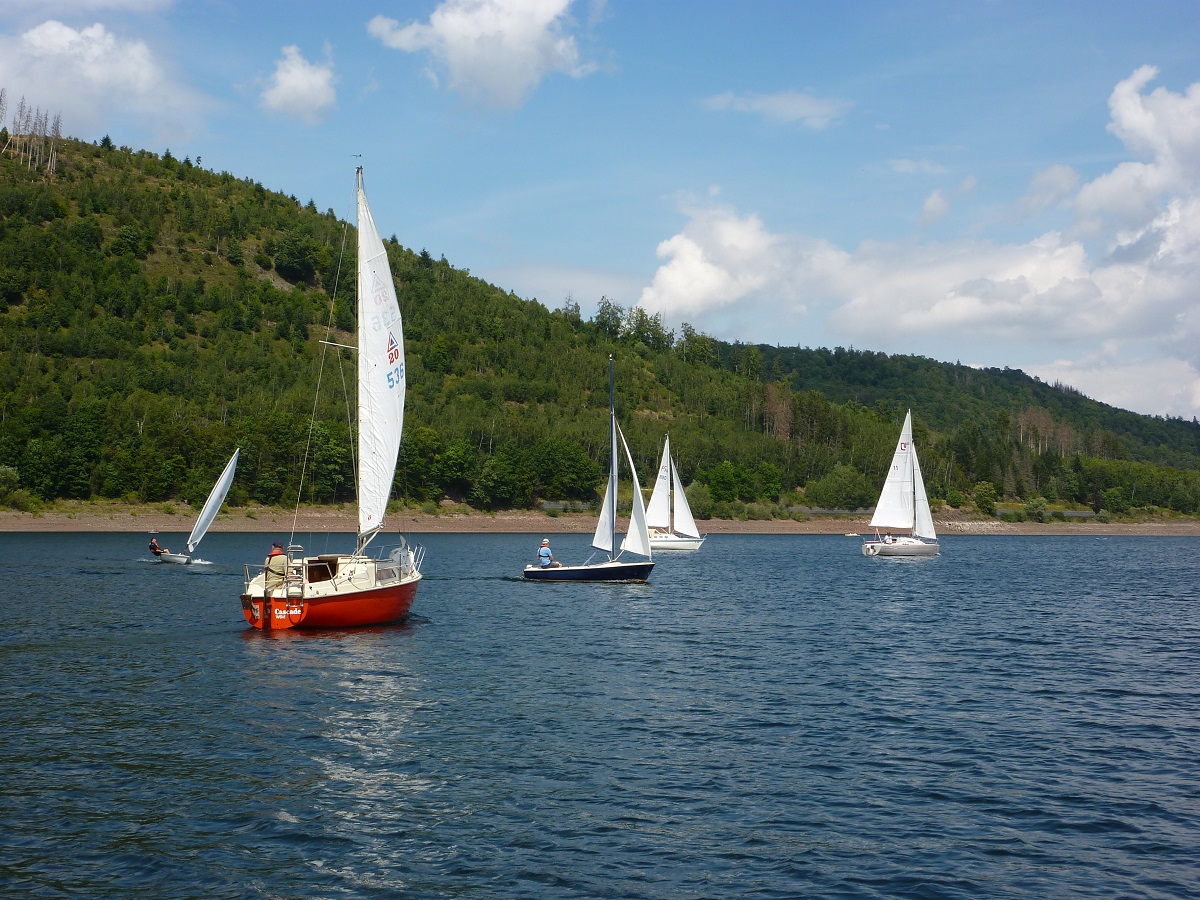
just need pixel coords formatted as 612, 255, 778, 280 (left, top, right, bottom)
1, 531, 1198, 898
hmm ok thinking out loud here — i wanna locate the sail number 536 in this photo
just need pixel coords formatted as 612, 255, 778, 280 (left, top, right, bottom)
386, 364, 404, 389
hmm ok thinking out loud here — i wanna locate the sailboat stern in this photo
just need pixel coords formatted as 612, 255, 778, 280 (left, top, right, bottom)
241, 546, 422, 629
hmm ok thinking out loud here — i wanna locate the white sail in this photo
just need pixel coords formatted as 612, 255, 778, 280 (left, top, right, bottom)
592, 399, 619, 554
618, 424, 652, 559
356, 169, 406, 541
869, 410, 916, 530
186, 448, 238, 553
645, 436, 672, 530
670, 456, 701, 539
912, 448, 937, 540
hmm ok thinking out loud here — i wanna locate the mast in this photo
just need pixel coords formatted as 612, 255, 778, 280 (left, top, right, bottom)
665, 433, 673, 533
608, 353, 616, 561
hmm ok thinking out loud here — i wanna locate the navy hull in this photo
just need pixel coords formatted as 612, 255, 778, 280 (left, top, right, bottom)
523, 560, 654, 583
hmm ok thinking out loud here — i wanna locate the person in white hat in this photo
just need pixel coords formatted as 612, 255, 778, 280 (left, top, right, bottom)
536, 537, 562, 568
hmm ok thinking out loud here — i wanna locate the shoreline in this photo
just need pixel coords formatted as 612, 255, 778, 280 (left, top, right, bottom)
1, 502, 1199, 537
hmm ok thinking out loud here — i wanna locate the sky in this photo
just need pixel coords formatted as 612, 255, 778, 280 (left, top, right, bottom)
2, 1, 1200, 421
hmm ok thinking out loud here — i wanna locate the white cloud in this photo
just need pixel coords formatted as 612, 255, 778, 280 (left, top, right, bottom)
1030, 354, 1200, 420
0, 19, 210, 143
260, 45, 336, 125
639, 203, 787, 318
919, 189, 950, 226
705, 89, 851, 129
635, 69, 1200, 419
367, 0, 594, 109
1074, 65, 1200, 235
1018, 164, 1078, 217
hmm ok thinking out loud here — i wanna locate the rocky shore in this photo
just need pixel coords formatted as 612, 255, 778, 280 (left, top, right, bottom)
2, 501, 1198, 537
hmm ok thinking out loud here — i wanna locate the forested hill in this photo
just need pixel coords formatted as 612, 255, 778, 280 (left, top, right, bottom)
1, 135, 1198, 519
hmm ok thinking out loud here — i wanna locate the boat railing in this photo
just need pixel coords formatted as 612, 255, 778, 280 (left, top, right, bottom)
242, 560, 305, 598
386, 539, 424, 577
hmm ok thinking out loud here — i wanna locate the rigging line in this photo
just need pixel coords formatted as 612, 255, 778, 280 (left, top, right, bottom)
290, 198, 356, 546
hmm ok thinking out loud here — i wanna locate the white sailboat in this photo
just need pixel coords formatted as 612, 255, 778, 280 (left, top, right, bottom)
862, 410, 939, 557
239, 167, 423, 628
524, 355, 654, 582
645, 433, 706, 550
157, 448, 239, 565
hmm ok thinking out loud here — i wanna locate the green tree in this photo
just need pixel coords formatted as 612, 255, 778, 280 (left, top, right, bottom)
1024, 495, 1049, 523
1101, 486, 1130, 514
804, 463, 875, 510
974, 481, 998, 517
684, 481, 713, 519
592, 296, 624, 339
703, 460, 753, 502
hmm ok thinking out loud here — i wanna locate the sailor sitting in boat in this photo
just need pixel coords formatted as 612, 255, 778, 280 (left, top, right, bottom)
148, 537, 168, 556
264, 540, 288, 596
537, 538, 562, 568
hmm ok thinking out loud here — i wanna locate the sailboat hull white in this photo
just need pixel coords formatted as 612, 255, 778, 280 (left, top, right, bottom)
158, 553, 192, 565
648, 531, 705, 551
862, 536, 939, 557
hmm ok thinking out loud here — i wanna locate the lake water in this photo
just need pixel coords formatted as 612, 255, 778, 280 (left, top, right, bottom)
1, 531, 1198, 898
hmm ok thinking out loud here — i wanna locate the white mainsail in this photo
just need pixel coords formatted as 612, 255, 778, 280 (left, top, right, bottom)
646, 438, 672, 530
186, 448, 239, 553
592, 393, 619, 554
355, 169, 406, 543
869, 410, 917, 530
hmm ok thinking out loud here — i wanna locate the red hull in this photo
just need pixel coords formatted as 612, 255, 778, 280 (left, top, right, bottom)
240, 579, 418, 630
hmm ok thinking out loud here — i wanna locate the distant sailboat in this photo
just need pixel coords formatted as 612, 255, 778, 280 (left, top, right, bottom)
862, 410, 939, 557
158, 448, 239, 565
239, 167, 423, 627
645, 433, 705, 551
524, 355, 654, 582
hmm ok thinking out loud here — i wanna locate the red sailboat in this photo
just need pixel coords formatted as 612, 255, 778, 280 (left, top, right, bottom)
239, 168, 423, 629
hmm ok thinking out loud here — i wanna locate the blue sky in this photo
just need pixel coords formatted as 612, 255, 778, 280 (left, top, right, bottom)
2, 1, 1200, 421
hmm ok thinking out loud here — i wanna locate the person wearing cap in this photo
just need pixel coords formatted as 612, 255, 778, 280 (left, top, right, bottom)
536, 538, 561, 568
264, 540, 288, 596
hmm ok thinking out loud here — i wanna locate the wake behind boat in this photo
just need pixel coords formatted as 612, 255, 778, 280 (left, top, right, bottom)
524, 356, 654, 583
862, 410, 939, 557
645, 432, 705, 551
239, 167, 423, 628
157, 448, 239, 565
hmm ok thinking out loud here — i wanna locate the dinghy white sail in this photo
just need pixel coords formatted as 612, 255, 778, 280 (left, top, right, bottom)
158, 448, 239, 565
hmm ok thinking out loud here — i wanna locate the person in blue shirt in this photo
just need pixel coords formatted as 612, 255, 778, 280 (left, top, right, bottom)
537, 538, 562, 568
